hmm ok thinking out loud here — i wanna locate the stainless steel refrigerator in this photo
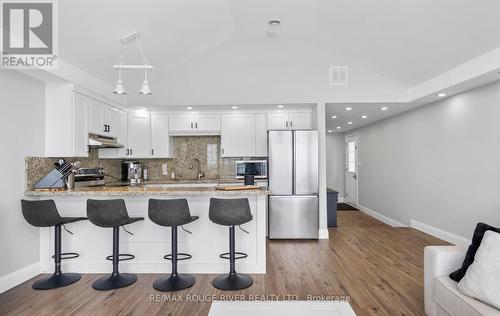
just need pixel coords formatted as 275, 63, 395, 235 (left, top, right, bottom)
268, 130, 319, 239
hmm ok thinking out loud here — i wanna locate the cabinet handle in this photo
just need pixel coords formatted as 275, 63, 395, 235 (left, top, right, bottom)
151, 149, 154, 155
221, 148, 224, 155
103, 125, 107, 132
290, 121, 293, 128
285, 121, 288, 128
130, 149, 133, 156
108, 125, 111, 132
126, 149, 129, 155
195, 122, 198, 129
191, 122, 193, 129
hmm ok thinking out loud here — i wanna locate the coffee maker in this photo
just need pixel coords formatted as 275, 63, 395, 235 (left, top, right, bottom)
121, 161, 142, 181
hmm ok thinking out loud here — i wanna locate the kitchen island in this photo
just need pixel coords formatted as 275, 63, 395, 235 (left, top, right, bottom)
24, 184, 269, 274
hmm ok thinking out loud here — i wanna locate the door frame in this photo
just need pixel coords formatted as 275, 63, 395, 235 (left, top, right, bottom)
345, 133, 359, 206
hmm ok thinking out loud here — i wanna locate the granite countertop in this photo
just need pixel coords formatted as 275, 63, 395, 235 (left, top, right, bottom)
25, 185, 270, 196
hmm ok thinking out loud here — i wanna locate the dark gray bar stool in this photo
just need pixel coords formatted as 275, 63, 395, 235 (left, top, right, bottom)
21, 199, 87, 290
209, 198, 253, 290
148, 199, 199, 291
86, 199, 144, 290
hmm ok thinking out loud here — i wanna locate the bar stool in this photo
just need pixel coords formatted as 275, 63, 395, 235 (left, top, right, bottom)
86, 199, 144, 290
148, 198, 199, 291
209, 198, 253, 290
21, 199, 87, 290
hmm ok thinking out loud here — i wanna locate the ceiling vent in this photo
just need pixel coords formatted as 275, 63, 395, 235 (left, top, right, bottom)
329, 66, 348, 85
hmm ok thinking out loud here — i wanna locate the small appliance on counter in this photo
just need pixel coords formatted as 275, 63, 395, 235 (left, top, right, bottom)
244, 175, 255, 186
121, 160, 142, 185
236, 160, 267, 179
74, 167, 106, 187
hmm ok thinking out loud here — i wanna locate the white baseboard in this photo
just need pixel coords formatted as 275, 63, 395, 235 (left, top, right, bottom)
318, 228, 329, 239
410, 219, 470, 247
338, 197, 345, 203
0, 262, 40, 294
357, 205, 407, 227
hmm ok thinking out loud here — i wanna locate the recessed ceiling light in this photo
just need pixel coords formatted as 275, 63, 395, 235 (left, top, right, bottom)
186, 107, 193, 110
232, 106, 239, 109
381, 106, 388, 111
361, 115, 367, 119
277, 105, 284, 108
327, 129, 333, 133
331, 115, 337, 119
336, 126, 341, 129
345, 107, 352, 111
437, 93, 446, 97
347, 121, 353, 125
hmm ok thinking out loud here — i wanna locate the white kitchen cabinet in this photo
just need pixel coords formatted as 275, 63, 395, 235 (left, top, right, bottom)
288, 112, 312, 129
88, 99, 105, 135
127, 111, 152, 158
98, 109, 128, 159
195, 114, 220, 134
45, 83, 89, 157
169, 114, 220, 135
255, 114, 268, 156
151, 114, 173, 158
267, 112, 312, 130
104, 106, 119, 138
221, 114, 256, 157
267, 113, 289, 130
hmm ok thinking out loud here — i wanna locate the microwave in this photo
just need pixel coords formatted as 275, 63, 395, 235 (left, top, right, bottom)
235, 160, 268, 179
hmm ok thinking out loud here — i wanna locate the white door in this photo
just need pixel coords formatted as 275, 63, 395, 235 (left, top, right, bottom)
254, 114, 268, 156
194, 114, 220, 134
169, 114, 194, 134
104, 105, 119, 137
128, 111, 151, 158
151, 114, 172, 158
88, 100, 105, 134
267, 113, 289, 130
288, 112, 312, 130
72, 92, 89, 157
345, 135, 358, 206
221, 114, 255, 157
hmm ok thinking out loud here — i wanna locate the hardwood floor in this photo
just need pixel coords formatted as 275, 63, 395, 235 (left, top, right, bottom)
0, 211, 449, 316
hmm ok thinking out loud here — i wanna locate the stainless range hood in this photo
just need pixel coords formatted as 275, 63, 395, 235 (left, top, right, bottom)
88, 133, 124, 148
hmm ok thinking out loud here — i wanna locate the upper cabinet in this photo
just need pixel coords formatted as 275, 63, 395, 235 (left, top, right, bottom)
220, 113, 268, 157
45, 83, 89, 157
88, 99, 120, 137
151, 114, 174, 158
221, 114, 256, 157
169, 114, 220, 135
267, 112, 312, 130
127, 111, 152, 159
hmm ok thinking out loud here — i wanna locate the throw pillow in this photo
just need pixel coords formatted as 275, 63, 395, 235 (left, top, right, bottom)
457, 230, 500, 309
449, 222, 500, 282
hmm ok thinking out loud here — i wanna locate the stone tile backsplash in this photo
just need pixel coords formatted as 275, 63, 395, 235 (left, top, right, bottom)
25, 136, 255, 189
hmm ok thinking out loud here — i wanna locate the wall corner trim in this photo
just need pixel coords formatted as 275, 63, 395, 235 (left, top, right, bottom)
358, 205, 407, 227
318, 228, 329, 239
410, 219, 470, 247
0, 262, 41, 294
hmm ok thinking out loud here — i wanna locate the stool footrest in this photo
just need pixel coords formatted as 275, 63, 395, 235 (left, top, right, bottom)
106, 253, 135, 261
219, 252, 248, 260
164, 253, 192, 261
52, 252, 79, 260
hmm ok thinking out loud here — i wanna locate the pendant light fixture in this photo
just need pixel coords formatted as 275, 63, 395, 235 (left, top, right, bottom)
112, 32, 154, 95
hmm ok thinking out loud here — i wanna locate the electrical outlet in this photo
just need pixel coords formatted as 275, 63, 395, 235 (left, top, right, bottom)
161, 163, 168, 176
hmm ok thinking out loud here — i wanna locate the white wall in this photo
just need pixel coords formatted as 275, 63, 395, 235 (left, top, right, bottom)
355, 80, 500, 239
0, 71, 45, 280
326, 133, 345, 198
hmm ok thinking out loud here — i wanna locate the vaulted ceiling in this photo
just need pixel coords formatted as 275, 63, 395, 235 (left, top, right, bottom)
58, 0, 500, 107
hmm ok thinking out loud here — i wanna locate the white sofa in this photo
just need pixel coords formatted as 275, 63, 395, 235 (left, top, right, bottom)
424, 246, 500, 316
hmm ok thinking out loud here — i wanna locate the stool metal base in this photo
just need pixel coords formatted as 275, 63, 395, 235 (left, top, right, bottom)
33, 272, 81, 290
92, 273, 137, 291
212, 273, 253, 291
153, 274, 196, 292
